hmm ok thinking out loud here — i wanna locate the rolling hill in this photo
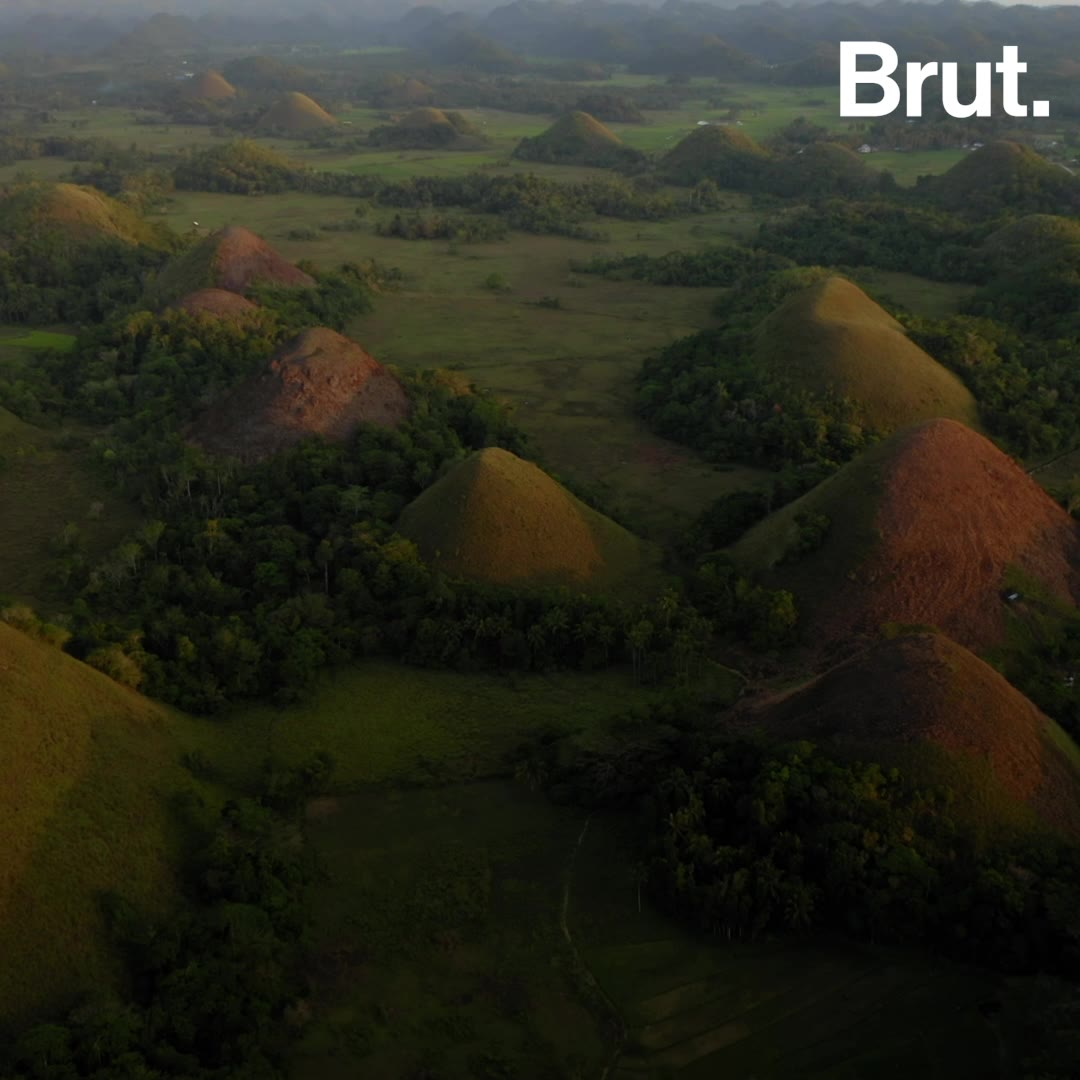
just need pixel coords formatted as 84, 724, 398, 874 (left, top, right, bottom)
513, 110, 637, 167
0, 181, 172, 249
0, 622, 210, 1024
753, 275, 980, 435
148, 224, 314, 306
396, 447, 659, 593
660, 123, 770, 188
170, 287, 261, 322
747, 631, 1080, 838
368, 107, 486, 149
924, 140, 1080, 214
255, 91, 336, 134
189, 327, 411, 462
730, 418, 1080, 653
177, 69, 236, 101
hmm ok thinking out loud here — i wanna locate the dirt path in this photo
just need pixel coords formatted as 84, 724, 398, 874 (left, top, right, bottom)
560, 816, 628, 1080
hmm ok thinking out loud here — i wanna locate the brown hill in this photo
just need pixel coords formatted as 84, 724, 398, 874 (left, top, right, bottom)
150, 224, 314, 305
178, 69, 236, 101
189, 327, 411, 462
256, 90, 336, 133
396, 447, 660, 593
747, 632, 1080, 837
170, 287, 260, 322
730, 419, 1080, 653
753, 276, 980, 435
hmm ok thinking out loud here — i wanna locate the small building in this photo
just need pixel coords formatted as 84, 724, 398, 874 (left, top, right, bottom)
857, 144, 872, 154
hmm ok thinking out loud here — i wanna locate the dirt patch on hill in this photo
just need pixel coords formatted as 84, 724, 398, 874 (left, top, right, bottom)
213, 225, 315, 294
172, 288, 259, 321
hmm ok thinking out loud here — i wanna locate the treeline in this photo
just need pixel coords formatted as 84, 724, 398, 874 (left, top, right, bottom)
0, 757, 329, 1080
375, 211, 508, 243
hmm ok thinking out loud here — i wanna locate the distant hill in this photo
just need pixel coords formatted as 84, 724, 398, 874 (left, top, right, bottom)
0, 621, 206, 1023
255, 91, 336, 134
770, 141, 880, 198
368, 107, 486, 150
429, 30, 524, 73
981, 214, 1080, 264
176, 68, 236, 102
730, 418, 1080, 653
397, 447, 659, 593
104, 12, 204, 55
172, 140, 306, 194
748, 632, 1080, 839
221, 54, 308, 92
660, 124, 771, 188
189, 327, 411, 463
924, 140, 1080, 215
753, 275, 980, 435
148, 224, 314, 306
169, 287, 261, 323
513, 110, 640, 168
370, 74, 435, 109
0, 181, 171, 249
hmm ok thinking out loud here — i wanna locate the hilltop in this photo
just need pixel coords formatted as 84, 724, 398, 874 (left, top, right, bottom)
0, 621, 208, 1023
660, 123, 770, 188
924, 140, 1080, 214
513, 110, 639, 167
770, 141, 879, 198
255, 91, 336, 134
177, 69, 236, 101
730, 418, 1080, 652
370, 75, 435, 108
0, 181, 171, 249
170, 287, 261, 322
189, 327, 411, 462
753, 276, 980, 434
148, 224, 314, 306
746, 632, 1080, 838
396, 447, 659, 593
981, 214, 1080, 264
368, 107, 486, 149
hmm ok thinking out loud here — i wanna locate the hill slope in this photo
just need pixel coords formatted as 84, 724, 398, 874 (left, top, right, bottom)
148, 224, 314, 305
178, 69, 236, 101
0, 623, 206, 1023
753, 276, 980, 434
0, 181, 170, 248
925, 140, 1080, 214
369, 107, 485, 149
397, 447, 658, 592
749, 631, 1080, 837
730, 418, 1080, 652
513, 110, 635, 166
256, 91, 336, 133
660, 123, 770, 188
189, 327, 411, 462
170, 287, 260, 322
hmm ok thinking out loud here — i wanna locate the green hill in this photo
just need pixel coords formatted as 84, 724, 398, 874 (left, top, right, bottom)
0, 622, 215, 1024
397, 447, 660, 593
255, 91, 336, 134
0, 181, 172, 249
368, 107, 486, 149
753, 275, 980, 435
751, 631, 1080, 840
513, 110, 639, 167
925, 140, 1080, 214
770, 141, 879, 198
730, 418, 1080, 653
982, 214, 1080, 263
660, 123, 770, 188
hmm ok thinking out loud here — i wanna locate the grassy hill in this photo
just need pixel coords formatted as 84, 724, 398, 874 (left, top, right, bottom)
981, 214, 1080, 264
753, 275, 980, 434
925, 140, 1080, 214
0, 622, 216, 1025
770, 141, 880, 198
397, 447, 661, 594
368, 107, 486, 149
748, 631, 1080, 840
660, 124, 770, 188
256, 91, 336, 134
730, 418, 1080, 653
0, 181, 171, 249
178, 69, 236, 101
170, 287, 261, 322
513, 110, 638, 167
147, 224, 314, 306
189, 326, 411, 462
